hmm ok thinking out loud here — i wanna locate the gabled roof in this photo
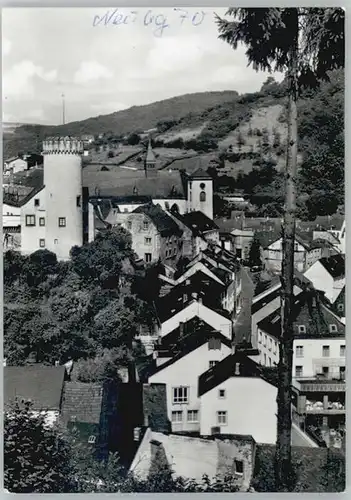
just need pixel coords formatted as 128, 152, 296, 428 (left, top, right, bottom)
319, 254, 345, 278
2, 185, 45, 208
155, 316, 216, 349
133, 203, 182, 237
190, 167, 212, 179
154, 278, 229, 323
181, 211, 219, 234
61, 381, 104, 424
258, 290, 345, 340
4, 365, 66, 411
147, 330, 232, 378
83, 169, 187, 199
198, 352, 273, 397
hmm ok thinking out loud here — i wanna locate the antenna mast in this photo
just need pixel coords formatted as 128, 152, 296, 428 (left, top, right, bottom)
62, 93, 66, 125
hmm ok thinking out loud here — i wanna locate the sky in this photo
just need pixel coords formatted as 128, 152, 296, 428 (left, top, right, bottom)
3, 7, 283, 125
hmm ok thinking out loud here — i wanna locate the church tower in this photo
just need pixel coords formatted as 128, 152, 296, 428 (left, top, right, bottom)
187, 168, 213, 220
43, 136, 83, 260
144, 137, 157, 175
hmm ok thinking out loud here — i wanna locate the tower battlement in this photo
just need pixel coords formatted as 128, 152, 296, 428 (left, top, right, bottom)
42, 136, 83, 154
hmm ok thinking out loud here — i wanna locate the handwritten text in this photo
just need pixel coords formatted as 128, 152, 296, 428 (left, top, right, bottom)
92, 8, 207, 37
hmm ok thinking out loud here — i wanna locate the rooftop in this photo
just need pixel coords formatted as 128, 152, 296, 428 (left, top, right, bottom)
61, 381, 104, 425
133, 203, 183, 237
190, 167, 212, 179
181, 211, 219, 234
198, 352, 272, 397
319, 254, 345, 279
4, 365, 66, 411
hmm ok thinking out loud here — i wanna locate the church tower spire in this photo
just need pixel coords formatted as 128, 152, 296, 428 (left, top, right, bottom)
144, 136, 157, 177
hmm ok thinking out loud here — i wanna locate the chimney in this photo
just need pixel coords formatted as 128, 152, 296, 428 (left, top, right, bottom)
179, 322, 184, 337
235, 362, 240, 375
198, 296, 203, 304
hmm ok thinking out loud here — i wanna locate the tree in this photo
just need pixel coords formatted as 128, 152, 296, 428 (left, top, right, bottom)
248, 234, 262, 268
4, 401, 72, 493
217, 7, 344, 491
127, 133, 141, 146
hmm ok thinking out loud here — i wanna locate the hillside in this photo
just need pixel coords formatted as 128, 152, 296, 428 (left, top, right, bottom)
3, 91, 238, 158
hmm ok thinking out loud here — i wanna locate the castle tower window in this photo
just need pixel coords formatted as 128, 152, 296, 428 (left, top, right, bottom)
58, 217, 66, 227
200, 191, 206, 202
39, 217, 45, 226
39, 239, 45, 248
34, 198, 40, 207
76, 195, 81, 207
200, 183, 206, 189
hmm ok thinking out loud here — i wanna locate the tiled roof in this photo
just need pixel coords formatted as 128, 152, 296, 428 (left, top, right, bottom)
4, 365, 66, 411
154, 278, 228, 323
133, 203, 183, 237
147, 331, 232, 378
61, 381, 103, 424
319, 254, 345, 278
83, 168, 187, 199
181, 211, 219, 234
198, 352, 270, 397
155, 316, 216, 349
3, 185, 45, 208
258, 290, 345, 340
190, 167, 212, 179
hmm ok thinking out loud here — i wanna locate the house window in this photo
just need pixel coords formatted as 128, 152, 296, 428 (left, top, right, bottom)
296, 346, 304, 358
200, 191, 206, 202
264, 335, 267, 346
273, 341, 277, 354
208, 337, 221, 350
340, 366, 346, 380
258, 332, 262, 344
217, 411, 227, 425
298, 325, 306, 334
337, 303, 344, 313
34, 198, 40, 207
39, 217, 45, 226
88, 435, 96, 444
295, 366, 303, 377
76, 195, 81, 207
144, 253, 152, 263
39, 239, 45, 248
322, 345, 330, 357
189, 191, 192, 202
329, 324, 338, 333
294, 243, 299, 251
127, 221, 132, 230
171, 411, 183, 423
173, 386, 189, 404
187, 410, 199, 422
322, 366, 329, 376
209, 361, 218, 369
234, 460, 244, 476
340, 345, 345, 357
264, 353, 267, 365
25, 215, 36, 226
219, 389, 226, 399
145, 237, 152, 245
143, 220, 149, 231
54, 239, 58, 244
269, 338, 272, 351
58, 217, 66, 227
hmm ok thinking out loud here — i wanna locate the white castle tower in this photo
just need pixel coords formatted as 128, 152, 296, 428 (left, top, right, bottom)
43, 136, 84, 260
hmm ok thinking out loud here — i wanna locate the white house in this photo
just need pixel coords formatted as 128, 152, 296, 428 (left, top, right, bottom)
256, 291, 346, 380
148, 332, 232, 433
4, 156, 28, 174
156, 297, 233, 340
263, 235, 321, 273
304, 254, 345, 304
198, 353, 278, 444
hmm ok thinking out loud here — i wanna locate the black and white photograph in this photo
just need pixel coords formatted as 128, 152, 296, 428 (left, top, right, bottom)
2, 6, 345, 493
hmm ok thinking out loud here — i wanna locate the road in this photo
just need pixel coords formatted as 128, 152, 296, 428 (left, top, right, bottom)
233, 266, 255, 345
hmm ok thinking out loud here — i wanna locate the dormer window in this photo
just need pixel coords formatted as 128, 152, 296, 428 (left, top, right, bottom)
88, 435, 96, 444
329, 324, 338, 333
298, 325, 306, 334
